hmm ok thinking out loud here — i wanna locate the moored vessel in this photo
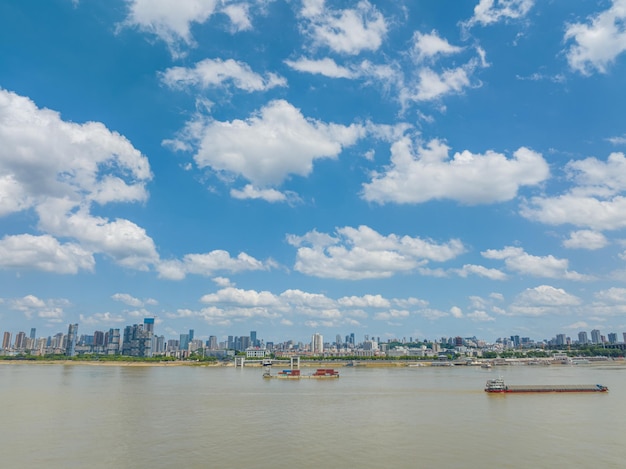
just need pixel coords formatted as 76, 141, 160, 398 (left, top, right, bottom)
485, 377, 608, 393
263, 368, 339, 379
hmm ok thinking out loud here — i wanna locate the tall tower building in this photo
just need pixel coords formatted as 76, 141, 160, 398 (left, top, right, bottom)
65, 324, 78, 357
2, 332, 11, 350
311, 333, 323, 354
591, 329, 601, 344
250, 331, 257, 347
14, 331, 26, 350
30, 328, 36, 341
578, 331, 588, 345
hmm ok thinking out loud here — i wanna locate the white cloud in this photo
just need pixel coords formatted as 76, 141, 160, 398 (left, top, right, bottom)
467, 310, 495, 322
464, 0, 534, 28
0, 234, 94, 274
564, 0, 626, 75
450, 306, 464, 318
374, 309, 409, 321
522, 195, 626, 231
413, 67, 470, 101
412, 30, 463, 61
299, 0, 387, 55
337, 294, 390, 308
594, 287, 626, 303
455, 264, 507, 280
563, 230, 608, 250
362, 138, 549, 205
157, 250, 267, 280
112, 293, 157, 308
9, 295, 69, 322
161, 58, 286, 91
287, 225, 465, 280
607, 134, 626, 145
521, 152, 626, 231
79, 312, 127, 326
285, 57, 355, 78
482, 246, 589, 281
121, 0, 218, 57
222, 3, 252, 32
169, 100, 364, 187
200, 287, 279, 307
230, 185, 291, 203
0, 88, 155, 272
507, 285, 581, 316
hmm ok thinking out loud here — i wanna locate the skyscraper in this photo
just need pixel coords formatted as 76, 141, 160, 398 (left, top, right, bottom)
30, 328, 36, 341
311, 333, 323, 354
578, 331, 588, 345
250, 331, 257, 347
65, 324, 78, 357
2, 332, 11, 350
591, 329, 601, 344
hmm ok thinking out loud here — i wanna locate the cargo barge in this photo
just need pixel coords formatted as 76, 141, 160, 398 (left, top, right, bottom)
263, 368, 339, 379
485, 377, 608, 393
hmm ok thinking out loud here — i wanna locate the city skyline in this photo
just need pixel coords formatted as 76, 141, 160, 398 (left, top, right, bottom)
2, 1, 626, 343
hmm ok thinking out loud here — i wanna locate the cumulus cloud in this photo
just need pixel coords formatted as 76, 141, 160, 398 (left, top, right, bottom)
161, 58, 286, 91
157, 250, 267, 280
564, 0, 626, 75
9, 295, 68, 322
230, 185, 295, 203
168, 99, 364, 188
521, 152, 626, 230
463, 0, 534, 29
287, 225, 465, 280
412, 30, 463, 61
563, 230, 608, 250
299, 0, 387, 55
200, 287, 279, 307
337, 294, 390, 308
112, 293, 157, 308
0, 234, 94, 274
467, 310, 495, 322
362, 138, 549, 205
79, 312, 127, 326
121, 0, 264, 57
455, 264, 507, 280
508, 285, 581, 316
285, 57, 356, 78
0, 88, 156, 273
482, 246, 589, 280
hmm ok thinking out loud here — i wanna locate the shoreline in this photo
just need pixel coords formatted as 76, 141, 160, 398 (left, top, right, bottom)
0, 358, 623, 368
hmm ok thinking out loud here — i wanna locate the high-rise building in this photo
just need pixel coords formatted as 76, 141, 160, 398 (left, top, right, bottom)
93, 330, 105, 347
143, 317, 155, 335
578, 331, 588, 345
555, 334, 566, 346
65, 324, 78, 357
179, 333, 190, 353
2, 332, 11, 350
311, 333, 323, 354
30, 328, 36, 341
207, 336, 218, 350
122, 324, 152, 357
14, 331, 26, 350
591, 329, 601, 344
608, 333, 617, 344
250, 331, 257, 347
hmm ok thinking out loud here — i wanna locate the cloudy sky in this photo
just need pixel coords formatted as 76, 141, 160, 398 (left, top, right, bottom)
2, 0, 626, 344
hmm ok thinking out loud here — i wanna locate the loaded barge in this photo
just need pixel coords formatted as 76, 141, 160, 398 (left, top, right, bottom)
485, 377, 608, 393
263, 368, 339, 379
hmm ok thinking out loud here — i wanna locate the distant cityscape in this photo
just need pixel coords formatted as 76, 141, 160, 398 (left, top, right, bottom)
2, 319, 626, 360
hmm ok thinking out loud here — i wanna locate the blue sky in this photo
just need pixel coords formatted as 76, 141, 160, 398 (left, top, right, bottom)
2, 0, 626, 344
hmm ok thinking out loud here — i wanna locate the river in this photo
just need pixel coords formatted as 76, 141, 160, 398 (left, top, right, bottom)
1, 362, 624, 467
